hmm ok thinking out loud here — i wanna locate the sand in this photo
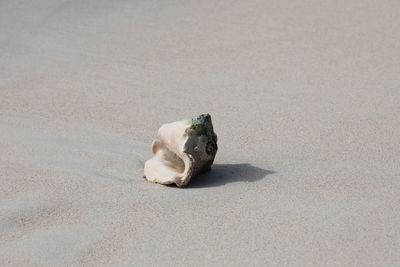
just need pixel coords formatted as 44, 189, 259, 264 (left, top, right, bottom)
1, 0, 399, 266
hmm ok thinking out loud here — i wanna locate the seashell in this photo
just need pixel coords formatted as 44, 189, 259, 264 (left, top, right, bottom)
144, 114, 218, 187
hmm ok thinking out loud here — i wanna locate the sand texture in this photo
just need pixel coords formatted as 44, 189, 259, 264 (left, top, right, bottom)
1, 0, 400, 266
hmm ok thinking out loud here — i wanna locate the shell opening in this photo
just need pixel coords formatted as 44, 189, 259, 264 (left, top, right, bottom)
160, 148, 185, 174
144, 144, 188, 185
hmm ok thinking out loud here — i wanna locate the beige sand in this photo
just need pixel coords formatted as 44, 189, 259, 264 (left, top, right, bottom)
1, 0, 399, 266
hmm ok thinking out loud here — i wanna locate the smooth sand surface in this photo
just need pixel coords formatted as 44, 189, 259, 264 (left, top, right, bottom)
1, 0, 400, 266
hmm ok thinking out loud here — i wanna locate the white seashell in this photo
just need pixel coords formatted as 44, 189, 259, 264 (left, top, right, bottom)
144, 114, 218, 187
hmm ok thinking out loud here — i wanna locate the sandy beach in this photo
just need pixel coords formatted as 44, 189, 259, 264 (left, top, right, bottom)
1, 0, 399, 266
